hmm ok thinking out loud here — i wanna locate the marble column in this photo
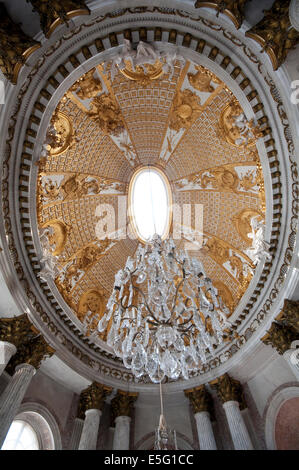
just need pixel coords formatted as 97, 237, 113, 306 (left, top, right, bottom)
78, 409, 102, 450
69, 417, 84, 450
185, 385, 217, 450
194, 411, 217, 450
0, 363, 36, 448
113, 415, 131, 450
111, 390, 138, 450
0, 341, 16, 376
222, 401, 253, 450
210, 373, 253, 450
77, 382, 112, 450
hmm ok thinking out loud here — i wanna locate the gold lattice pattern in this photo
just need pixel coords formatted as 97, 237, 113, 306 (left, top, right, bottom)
36, 59, 266, 337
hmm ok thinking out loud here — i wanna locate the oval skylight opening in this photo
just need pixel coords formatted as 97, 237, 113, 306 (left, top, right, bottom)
129, 167, 172, 243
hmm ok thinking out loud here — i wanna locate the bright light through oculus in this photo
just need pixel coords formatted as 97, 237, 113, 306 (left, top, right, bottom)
130, 167, 171, 242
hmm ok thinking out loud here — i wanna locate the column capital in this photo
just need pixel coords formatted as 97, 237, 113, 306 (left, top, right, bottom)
0, 314, 37, 349
27, 0, 90, 37
111, 390, 138, 422
194, 0, 248, 29
245, 0, 299, 70
0, 3, 40, 83
184, 385, 214, 416
261, 321, 298, 355
5, 335, 55, 374
210, 374, 247, 410
78, 382, 112, 417
277, 299, 299, 334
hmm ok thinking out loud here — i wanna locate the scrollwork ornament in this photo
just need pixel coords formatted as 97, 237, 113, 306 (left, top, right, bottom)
0, 3, 40, 83
194, 0, 248, 29
26, 0, 90, 37
246, 0, 299, 70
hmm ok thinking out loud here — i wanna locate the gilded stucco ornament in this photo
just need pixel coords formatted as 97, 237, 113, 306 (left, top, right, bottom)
175, 163, 261, 196
210, 373, 247, 409
232, 209, 264, 245
70, 68, 103, 100
213, 281, 235, 315
218, 100, 263, 147
0, 3, 40, 83
55, 239, 115, 300
169, 89, 202, 131
277, 299, 299, 334
78, 382, 112, 416
88, 93, 125, 136
108, 39, 185, 83
194, 0, 248, 29
246, 0, 299, 70
26, 0, 90, 37
184, 385, 214, 415
6, 335, 55, 374
40, 174, 125, 204
261, 322, 299, 355
188, 65, 221, 92
201, 237, 230, 266
0, 314, 37, 348
40, 219, 69, 256
47, 111, 75, 156
77, 289, 106, 337
111, 390, 138, 420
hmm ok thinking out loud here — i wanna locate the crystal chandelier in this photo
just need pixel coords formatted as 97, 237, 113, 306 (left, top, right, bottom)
98, 234, 230, 382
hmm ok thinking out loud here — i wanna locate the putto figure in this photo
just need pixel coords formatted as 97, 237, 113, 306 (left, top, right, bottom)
246, 217, 271, 265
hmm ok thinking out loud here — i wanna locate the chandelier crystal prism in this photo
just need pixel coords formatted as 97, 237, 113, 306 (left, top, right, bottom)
98, 235, 231, 382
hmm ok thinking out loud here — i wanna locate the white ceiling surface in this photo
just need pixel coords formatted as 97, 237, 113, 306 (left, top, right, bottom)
1, 0, 41, 38
39, 355, 91, 394
0, 268, 22, 318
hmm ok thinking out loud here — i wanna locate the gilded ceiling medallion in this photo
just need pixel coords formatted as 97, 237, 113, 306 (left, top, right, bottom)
41, 219, 69, 256
232, 209, 264, 245
218, 100, 263, 147
48, 111, 74, 156
212, 281, 235, 316
77, 289, 106, 336
169, 89, 202, 131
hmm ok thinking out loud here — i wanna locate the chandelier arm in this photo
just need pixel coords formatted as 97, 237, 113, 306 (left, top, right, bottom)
170, 278, 185, 314
131, 284, 160, 323
177, 313, 193, 327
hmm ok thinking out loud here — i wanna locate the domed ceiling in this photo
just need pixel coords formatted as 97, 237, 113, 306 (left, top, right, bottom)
1, 2, 297, 390
36, 57, 265, 342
